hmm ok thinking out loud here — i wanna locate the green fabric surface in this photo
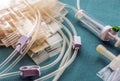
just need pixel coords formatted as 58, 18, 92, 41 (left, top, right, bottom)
0, 0, 120, 81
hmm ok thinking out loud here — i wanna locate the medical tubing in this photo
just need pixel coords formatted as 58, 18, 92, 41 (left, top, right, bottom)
34, 49, 78, 81
53, 32, 73, 81
0, 49, 18, 69
40, 32, 66, 70
23, 0, 38, 36
53, 46, 71, 81
40, 27, 72, 70
0, 71, 20, 79
56, 27, 73, 67
36, 9, 73, 71
0, 40, 21, 65
58, 30, 72, 67
59, 17, 77, 68
0, 9, 41, 74
9, 0, 36, 37
65, 4, 78, 12
40, 9, 75, 71
0, 1, 38, 70
77, 0, 80, 10
76, 10, 105, 37
1, 15, 40, 74
0, 30, 71, 79
53, 54, 71, 81
52, 6, 78, 68
0, 33, 68, 79
47, 6, 77, 36
0, 29, 70, 79
63, 17, 77, 35
53, 17, 77, 81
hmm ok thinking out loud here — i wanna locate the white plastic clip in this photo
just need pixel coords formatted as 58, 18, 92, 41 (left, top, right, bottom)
73, 36, 81, 49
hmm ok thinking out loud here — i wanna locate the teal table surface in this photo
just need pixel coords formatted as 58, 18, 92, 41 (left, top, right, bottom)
0, 0, 120, 81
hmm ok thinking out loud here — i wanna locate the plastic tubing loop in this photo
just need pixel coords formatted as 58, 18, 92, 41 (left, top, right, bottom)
34, 25, 74, 81
0, 23, 72, 79
53, 16, 77, 81
0, 0, 37, 70
0, 25, 71, 79
38, 2, 77, 80
34, 49, 78, 81
0, 5, 41, 74
47, 6, 78, 81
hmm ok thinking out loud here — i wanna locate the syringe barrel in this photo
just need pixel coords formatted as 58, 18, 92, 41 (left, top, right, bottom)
76, 10, 106, 37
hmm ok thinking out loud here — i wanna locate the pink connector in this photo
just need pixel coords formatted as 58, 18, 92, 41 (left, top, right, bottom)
73, 36, 81, 49
16, 35, 31, 54
100, 26, 118, 41
100, 26, 120, 47
20, 65, 40, 77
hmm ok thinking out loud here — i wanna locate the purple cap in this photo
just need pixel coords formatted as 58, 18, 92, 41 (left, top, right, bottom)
20, 66, 41, 77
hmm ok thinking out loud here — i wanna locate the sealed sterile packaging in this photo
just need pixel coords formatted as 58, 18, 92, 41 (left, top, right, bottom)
0, 0, 65, 72
0, 0, 66, 47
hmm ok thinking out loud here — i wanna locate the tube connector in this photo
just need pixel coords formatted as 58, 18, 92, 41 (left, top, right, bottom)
97, 45, 120, 70
75, 9, 84, 19
16, 35, 31, 54
96, 45, 116, 61
100, 25, 112, 41
73, 36, 81, 49
100, 25, 120, 47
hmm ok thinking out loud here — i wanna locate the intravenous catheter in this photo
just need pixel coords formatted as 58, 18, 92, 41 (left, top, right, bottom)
0, 0, 81, 81
75, 0, 120, 47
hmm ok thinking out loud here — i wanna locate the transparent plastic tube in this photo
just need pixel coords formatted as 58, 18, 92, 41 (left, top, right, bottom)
35, 8, 73, 71
53, 52, 71, 81
46, 5, 77, 36
0, 29, 70, 79
0, 71, 20, 79
0, 0, 41, 73
0, 50, 18, 69
77, 0, 80, 10
76, 10, 106, 37
0, 8, 41, 74
34, 49, 78, 81
53, 41, 71, 81
63, 17, 77, 35
0, 1, 35, 69
0, 18, 73, 80
52, 30, 71, 81
53, 16, 77, 81
40, 25, 73, 70
35, 23, 74, 81
59, 17, 77, 67
40, 33, 66, 70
